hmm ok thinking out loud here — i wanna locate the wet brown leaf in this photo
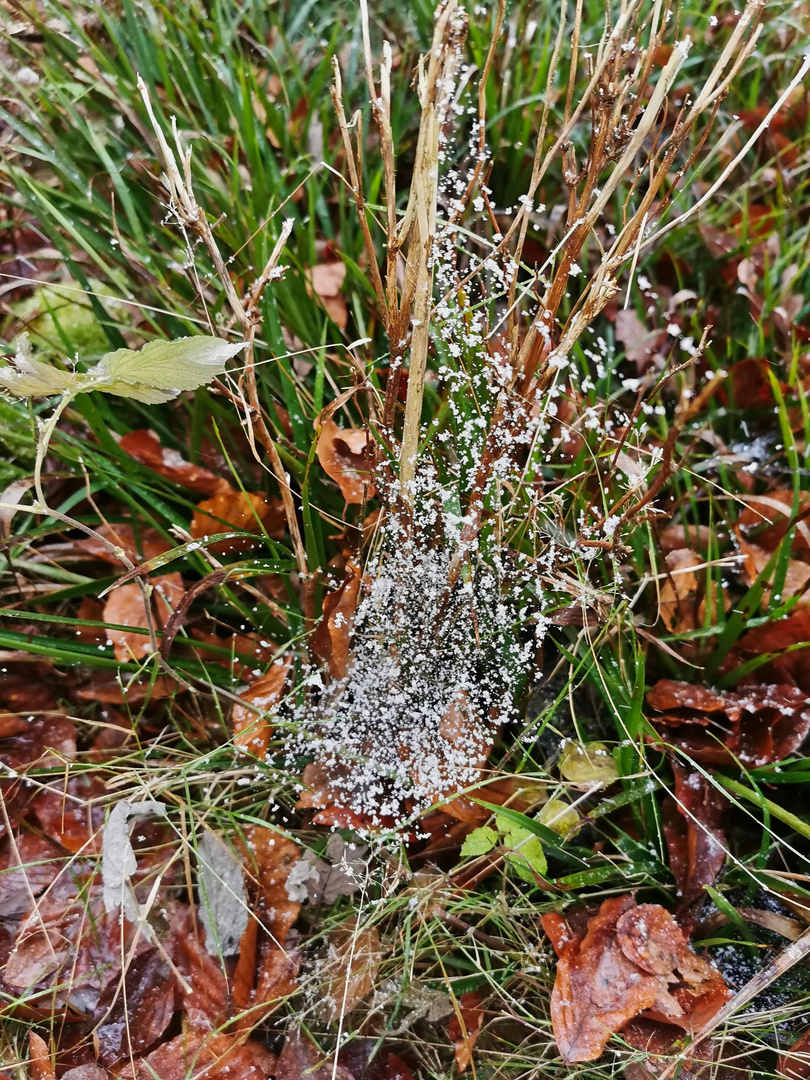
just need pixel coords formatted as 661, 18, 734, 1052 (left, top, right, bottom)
232, 655, 292, 757
234, 827, 301, 1023
315, 421, 376, 503
646, 679, 810, 765
663, 765, 727, 932
307, 262, 348, 330
448, 991, 484, 1072
276, 1027, 351, 1080
779, 1027, 810, 1079
542, 897, 729, 1063
190, 487, 286, 554
120, 429, 228, 496
659, 549, 703, 633
311, 562, 361, 679
127, 1028, 273, 1080
317, 916, 382, 1023
103, 572, 184, 662
95, 948, 175, 1065
29, 1032, 56, 1080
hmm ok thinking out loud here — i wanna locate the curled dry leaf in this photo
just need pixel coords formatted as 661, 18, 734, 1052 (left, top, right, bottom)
317, 916, 382, 1023
119, 429, 228, 496
190, 486, 286, 554
658, 549, 704, 633
662, 764, 727, 931
542, 897, 730, 1063
448, 991, 484, 1072
311, 562, 361, 680
315, 420, 376, 503
646, 679, 810, 765
232, 654, 292, 757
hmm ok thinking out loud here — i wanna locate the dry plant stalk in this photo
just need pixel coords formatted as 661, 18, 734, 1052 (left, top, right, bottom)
336, 0, 765, 559
136, 78, 309, 598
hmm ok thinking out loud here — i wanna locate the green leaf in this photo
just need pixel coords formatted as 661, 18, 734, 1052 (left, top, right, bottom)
0, 335, 245, 403
88, 335, 245, 403
496, 813, 548, 882
0, 335, 75, 396
460, 825, 497, 858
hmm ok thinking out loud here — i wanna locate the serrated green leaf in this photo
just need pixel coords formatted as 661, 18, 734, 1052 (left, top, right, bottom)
0, 334, 245, 402
496, 813, 548, 882
0, 334, 76, 397
460, 825, 497, 858
88, 335, 245, 402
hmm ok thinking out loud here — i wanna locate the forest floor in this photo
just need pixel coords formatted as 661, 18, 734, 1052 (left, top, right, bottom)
1, 0, 810, 1078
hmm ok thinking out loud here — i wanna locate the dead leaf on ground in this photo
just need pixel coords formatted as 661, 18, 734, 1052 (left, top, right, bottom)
276, 1028, 350, 1080
659, 549, 704, 633
284, 834, 369, 906
614, 308, 666, 373
315, 421, 376, 503
311, 562, 361, 679
103, 572, 183, 662
448, 991, 484, 1072
120, 429, 229, 496
317, 916, 382, 1023
542, 896, 730, 1063
233, 827, 301, 1022
735, 490, 810, 607
29, 1032, 56, 1080
307, 261, 348, 330
646, 678, 810, 765
190, 486, 286, 554
95, 947, 176, 1065
124, 1027, 273, 1080
662, 764, 727, 932
779, 1027, 810, 1079
197, 832, 249, 957
232, 654, 292, 757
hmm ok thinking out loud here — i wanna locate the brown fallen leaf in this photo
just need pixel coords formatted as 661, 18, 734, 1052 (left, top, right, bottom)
232, 655, 292, 757
542, 897, 730, 1063
659, 549, 703, 633
103, 572, 184, 662
662, 764, 727, 932
646, 679, 810, 766
318, 915, 382, 1023
315, 421, 376, 503
125, 1028, 273, 1080
307, 261, 348, 330
735, 490, 810, 607
778, 1027, 810, 1079
95, 947, 176, 1065
170, 912, 229, 1030
190, 487, 286, 554
311, 562, 361, 679
28, 1032, 56, 1080
448, 991, 484, 1072
120, 429, 229, 496
234, 827, 301, 1026
276, 1028, 351, 1080
660, 524, 712, 554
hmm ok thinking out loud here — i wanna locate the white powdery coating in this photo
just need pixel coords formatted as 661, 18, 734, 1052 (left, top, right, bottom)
289, 509, 538, 828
